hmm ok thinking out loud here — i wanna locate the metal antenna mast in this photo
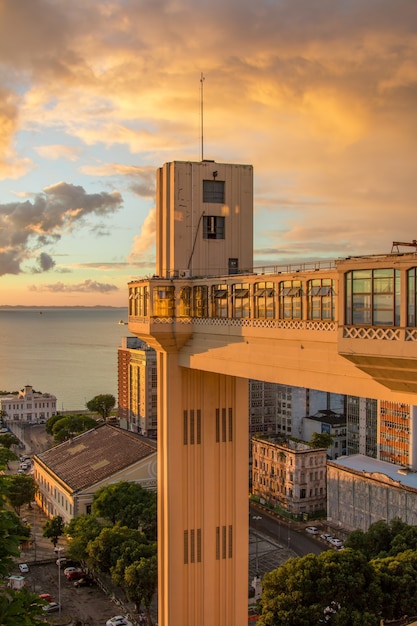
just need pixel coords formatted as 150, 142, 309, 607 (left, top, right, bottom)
200, 72, 205, 161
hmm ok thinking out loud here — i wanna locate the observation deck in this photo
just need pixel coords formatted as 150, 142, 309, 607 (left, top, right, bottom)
128, 252, 417, 403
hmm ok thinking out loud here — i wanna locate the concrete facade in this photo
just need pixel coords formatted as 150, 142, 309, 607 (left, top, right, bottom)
252, 435, 327, 516
327, 454, 417, 531
127, 158, 417, 626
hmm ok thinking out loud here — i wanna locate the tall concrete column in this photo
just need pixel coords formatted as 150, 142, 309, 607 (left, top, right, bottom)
157, 351, 249, 626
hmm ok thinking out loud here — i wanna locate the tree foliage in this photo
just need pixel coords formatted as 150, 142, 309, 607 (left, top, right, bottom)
0, 587, 48, 626
0, 433, 19, 449
51, 414, 97, 442
3, 474, 36, 514
258, 549, 381, 626
86, 394, 116, 419
310, 432, 333, 449
43, 515, 65, 547
92, 481, 157, 538
64, 480, 158, 617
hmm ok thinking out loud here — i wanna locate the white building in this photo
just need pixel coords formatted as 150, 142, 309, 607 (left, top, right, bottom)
327, 454, 417, 532
0, 385, 57, 423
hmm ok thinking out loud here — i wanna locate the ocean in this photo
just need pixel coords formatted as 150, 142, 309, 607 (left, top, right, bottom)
0, 307, 130, 411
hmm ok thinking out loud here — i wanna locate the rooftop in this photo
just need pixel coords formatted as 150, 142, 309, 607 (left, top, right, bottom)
34, 424, 156, 491
330, 454, 417, 489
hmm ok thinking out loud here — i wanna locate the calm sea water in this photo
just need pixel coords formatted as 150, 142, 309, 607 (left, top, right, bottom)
0, 308, 129, 411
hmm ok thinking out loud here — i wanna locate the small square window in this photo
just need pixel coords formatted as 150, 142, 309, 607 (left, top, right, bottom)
203, 180, 225, 203
203, 216, 225, 239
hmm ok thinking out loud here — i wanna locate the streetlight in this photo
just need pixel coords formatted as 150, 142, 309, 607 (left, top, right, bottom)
55, 546, 64, 617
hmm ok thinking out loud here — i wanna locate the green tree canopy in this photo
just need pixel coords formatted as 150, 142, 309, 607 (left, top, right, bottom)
310, 431, 333, 449
0, 587, 48, 626
372, 549, 417, 620
0, 433, 19, 449
87, 524, 144, 573
86, 394, 116, 419
124, 554, 158, 623
43, 515, 65, 547
51, 414, 97, 442
258, 549, 381, 626
0, 447, 18, 470
65, 514, 110, 565
92, 481, 157, 538
3, 474, 36, 515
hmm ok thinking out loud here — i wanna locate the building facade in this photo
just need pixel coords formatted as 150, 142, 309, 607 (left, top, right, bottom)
252, 435, 327, 517
0, 385, 57, 423
303, 409, 347, 459
118, 336, 157, 436
346, 396, 378, 459
33, 424, 157, 524
327, 454, 417, 532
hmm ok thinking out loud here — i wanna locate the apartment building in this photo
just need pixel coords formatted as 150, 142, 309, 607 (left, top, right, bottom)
0, 385, 57, 423
117, 336, 157, 437
252, 435, 327, 517
303, 409, 347, 460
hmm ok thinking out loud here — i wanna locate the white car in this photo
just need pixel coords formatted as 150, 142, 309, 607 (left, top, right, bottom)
106, 616, 133, 626
19, 563, 29, 573
320, 533, 333, 542
305, 526, 319, 535
328, 537, 344, 547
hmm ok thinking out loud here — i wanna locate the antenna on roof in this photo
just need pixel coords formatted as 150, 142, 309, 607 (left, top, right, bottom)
200, 72, 205, 161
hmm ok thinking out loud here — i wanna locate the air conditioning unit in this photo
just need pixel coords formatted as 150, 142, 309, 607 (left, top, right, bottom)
179, 269, 191, 278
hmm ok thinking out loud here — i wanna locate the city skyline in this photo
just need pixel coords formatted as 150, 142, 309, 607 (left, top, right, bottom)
1, 0, 417, 307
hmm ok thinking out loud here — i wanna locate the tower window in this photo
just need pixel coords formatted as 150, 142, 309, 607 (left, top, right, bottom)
203, 216, 225, 240
203, 180, 225, 203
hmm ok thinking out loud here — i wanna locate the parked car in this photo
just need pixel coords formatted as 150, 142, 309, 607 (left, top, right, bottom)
305, 526, 319, 535
320, 533, 333, 542
18, 563, 29, 574
63, 566, 81, 576
328, 537, 344, 547
42, 602, 61, 613
66, 570, 84, 581
73, 576, 94, 588
106, 617, 133, 626
39, 593, 52, 603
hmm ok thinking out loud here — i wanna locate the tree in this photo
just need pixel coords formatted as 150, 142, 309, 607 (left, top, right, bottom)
51, 414, 97, 442
372, 549, 417, 620
43, 515, 65, 547
86, 394, 116, 420
65, 514, 109, 564
87, 525, 144, 573
0, 433, 19, 449
0, 586, 47, 626
0, 447, 18, 470
3, 474, 36, 515
92, 481, 157, 538
124, 554, 158, 624
258, 549, 381, 626
310, 431, 333, 449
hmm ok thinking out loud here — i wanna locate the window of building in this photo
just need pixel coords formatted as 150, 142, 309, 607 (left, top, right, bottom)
345, 268, 400, 326
232, 284, 250, 318
254, 282, 275, 318
307, 278, 335, 320
203, 215, 225, 239
407, 267, 417, 326
153, 285, 175, 317
192, 285, 208, 317
203, 180, 225, 203
211, 284, 229, 318
279, 280, 302, 319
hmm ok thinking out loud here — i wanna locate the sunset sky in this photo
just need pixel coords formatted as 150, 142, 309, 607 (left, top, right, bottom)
1, 0, 417, 306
